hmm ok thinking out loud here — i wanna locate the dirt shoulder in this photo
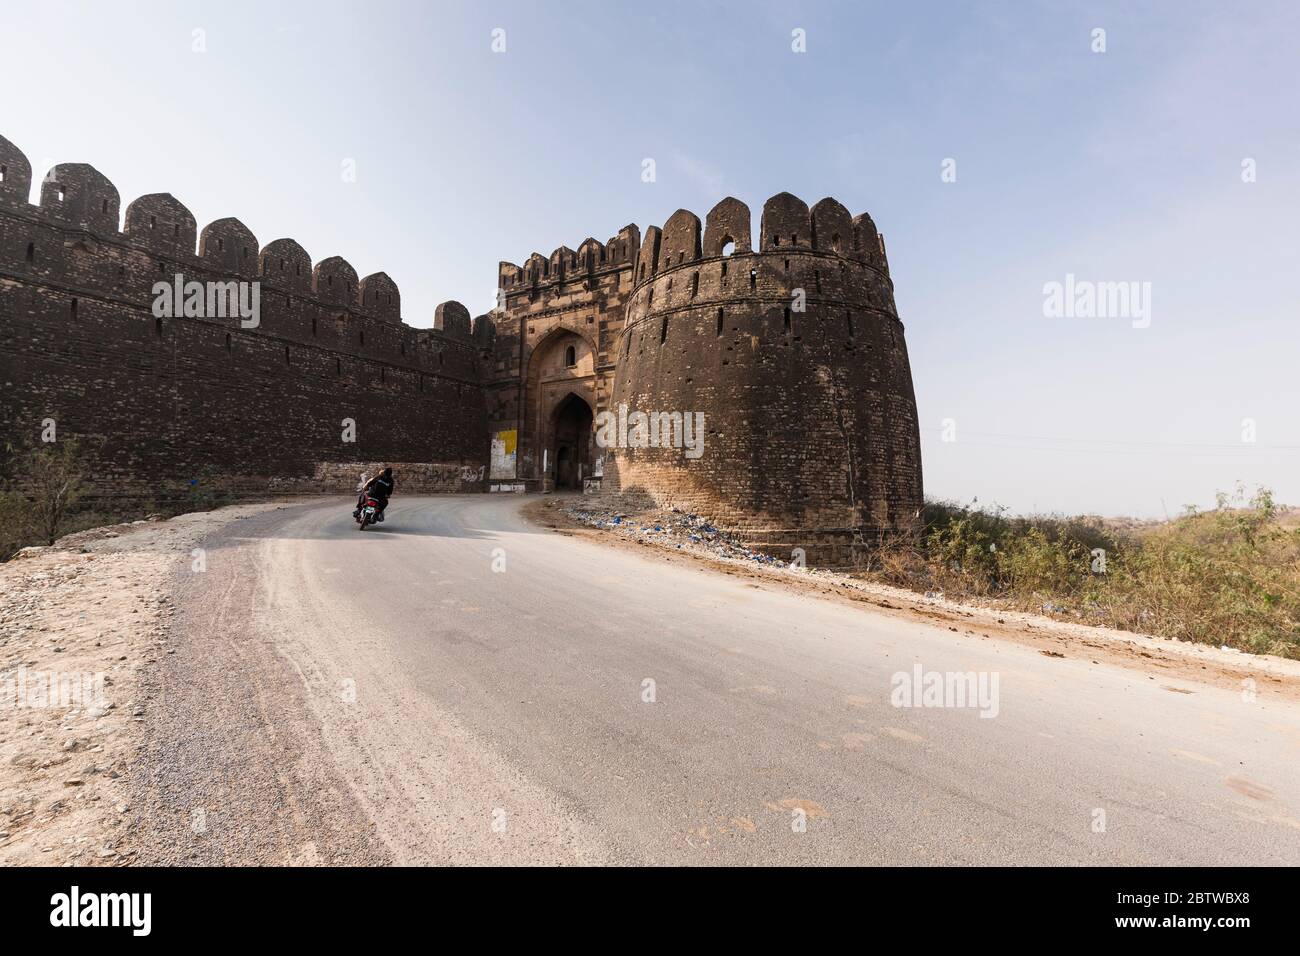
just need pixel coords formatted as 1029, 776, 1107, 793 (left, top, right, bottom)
524, 495, 1300, 703
0, 501, 301, 866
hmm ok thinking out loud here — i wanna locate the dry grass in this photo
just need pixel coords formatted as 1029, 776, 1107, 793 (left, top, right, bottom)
864, 486, 1300, 658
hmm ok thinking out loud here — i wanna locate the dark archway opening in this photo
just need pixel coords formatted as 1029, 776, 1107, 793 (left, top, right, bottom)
551, 393, 593, 490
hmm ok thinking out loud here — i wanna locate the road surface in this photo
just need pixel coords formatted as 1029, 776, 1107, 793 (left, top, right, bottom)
128, 495, 1300, 865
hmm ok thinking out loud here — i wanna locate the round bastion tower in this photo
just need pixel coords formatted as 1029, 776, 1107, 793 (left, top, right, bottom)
604, 193, 923, 567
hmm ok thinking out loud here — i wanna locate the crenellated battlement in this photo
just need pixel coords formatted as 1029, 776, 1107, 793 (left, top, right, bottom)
498, 223, 640, 290
630, 193, 890, 292
0, 133, 476, 341
617, 192, 899, 347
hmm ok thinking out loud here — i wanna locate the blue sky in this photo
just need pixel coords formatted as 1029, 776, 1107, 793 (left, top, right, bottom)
2, 1, 1297, 516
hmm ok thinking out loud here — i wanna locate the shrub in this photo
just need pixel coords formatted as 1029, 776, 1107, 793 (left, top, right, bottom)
0, 437, 96, 555
865, 488, 1299, 658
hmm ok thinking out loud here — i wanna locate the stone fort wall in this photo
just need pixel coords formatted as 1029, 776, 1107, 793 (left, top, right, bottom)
0, 133, 488, 503
606, 193, 923, 565
0, 131, 923, 562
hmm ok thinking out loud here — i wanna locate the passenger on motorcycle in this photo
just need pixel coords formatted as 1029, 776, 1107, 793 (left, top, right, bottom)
354, 467, 395, 521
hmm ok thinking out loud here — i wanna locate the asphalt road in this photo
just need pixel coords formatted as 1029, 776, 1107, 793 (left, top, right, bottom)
130, 495, 1300, 865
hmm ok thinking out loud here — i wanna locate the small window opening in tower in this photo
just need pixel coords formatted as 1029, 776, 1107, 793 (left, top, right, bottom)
218, 238, 225, 251
721, 239, 735, 257
749, 269, 757, 290
285, 346, 290, 366
26, 242, 34, 262
791, 234, 798, 245
226, 333, 232, 353
846, 311, 855, 338
71, 297, 78, 318
691, 272, 699, 297
831, 233, 841, 252
155, 317, 163, 336
771, 235, 779, 246
565, 344, 576, 368
716, 308, 724, 337
0, 164, 6, 182
660, 316, 668, 344
173, 223, 179, 237
312, 317, 317, 336
721, 260, 728, 278
784, 259, 789, 271
101, 199, 108, 213
359, 330, 365, 347
55, 186, 65, 203
783, 308, 791, 333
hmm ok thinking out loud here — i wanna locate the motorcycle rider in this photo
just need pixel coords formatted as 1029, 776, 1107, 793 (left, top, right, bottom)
354, 466, 395, 522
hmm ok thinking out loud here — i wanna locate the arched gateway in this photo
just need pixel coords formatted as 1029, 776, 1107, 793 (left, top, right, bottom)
551, 392, 593, 490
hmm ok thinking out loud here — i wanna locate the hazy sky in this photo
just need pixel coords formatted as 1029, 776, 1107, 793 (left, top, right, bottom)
2, 1, 1297, 517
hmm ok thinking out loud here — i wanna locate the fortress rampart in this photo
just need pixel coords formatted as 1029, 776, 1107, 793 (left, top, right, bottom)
0, 134, 488, 500
1, 131, 922, 565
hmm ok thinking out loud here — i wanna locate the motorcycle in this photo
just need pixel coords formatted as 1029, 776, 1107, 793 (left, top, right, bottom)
355, 495, 384, 530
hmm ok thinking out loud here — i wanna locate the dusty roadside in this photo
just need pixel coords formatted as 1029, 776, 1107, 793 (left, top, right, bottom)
0, 501, 294, 866
525, 495, 1300, 703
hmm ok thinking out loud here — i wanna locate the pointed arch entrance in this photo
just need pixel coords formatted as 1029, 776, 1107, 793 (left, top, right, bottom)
522, 325, 598, 487
551, 392, 593, 490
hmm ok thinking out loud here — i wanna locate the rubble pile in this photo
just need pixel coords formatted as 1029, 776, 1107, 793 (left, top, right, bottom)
565, 504, 787, 567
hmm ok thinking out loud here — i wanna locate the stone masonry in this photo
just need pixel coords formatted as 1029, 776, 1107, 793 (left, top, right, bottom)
0, 133, 922, 563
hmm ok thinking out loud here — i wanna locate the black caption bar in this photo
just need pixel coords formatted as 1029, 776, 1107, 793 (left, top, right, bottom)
0, 866, 1282, 943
